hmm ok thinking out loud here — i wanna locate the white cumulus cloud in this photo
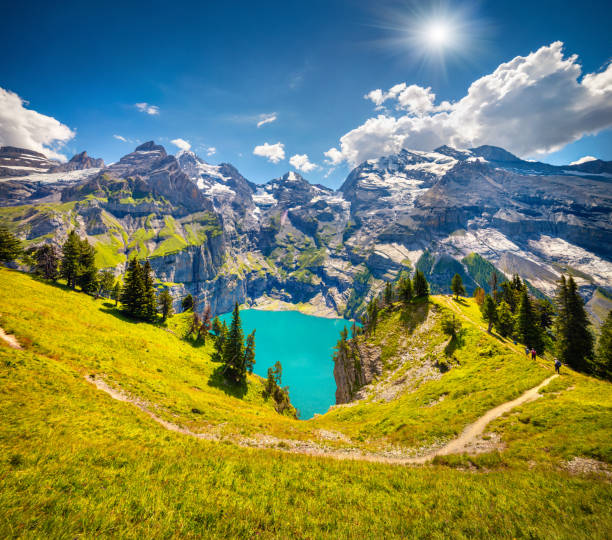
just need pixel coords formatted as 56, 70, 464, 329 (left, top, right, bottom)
329, 42, 612, 166
570, 155, 597, 165
324, 147, 344, 165
171, 138, 191, 152
257, 113, 277, 128
253, 142, 285, 163
135, 102, 160, 115
0, 87, 75, 161
289, 153, 317, 173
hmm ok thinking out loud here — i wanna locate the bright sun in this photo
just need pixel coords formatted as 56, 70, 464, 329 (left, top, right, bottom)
425, 20, 452, 47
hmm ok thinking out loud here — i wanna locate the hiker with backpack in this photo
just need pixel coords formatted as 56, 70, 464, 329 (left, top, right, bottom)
554, 358, 562, 374
531, 348, 537, 360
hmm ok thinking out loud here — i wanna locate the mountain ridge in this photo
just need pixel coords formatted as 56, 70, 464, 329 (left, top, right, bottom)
0, 141, 610, 320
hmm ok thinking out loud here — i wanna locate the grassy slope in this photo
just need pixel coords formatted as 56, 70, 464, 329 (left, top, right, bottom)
1, 269, 612, 538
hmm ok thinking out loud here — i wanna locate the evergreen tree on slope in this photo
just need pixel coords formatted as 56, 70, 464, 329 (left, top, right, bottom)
594, 310, 612, 381
223, 302, 246, 383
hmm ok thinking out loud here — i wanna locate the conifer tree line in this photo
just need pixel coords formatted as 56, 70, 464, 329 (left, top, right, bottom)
470, 271, 610, 380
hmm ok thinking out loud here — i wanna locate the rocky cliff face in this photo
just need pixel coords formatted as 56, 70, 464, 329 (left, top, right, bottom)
333, 341, 382, 404
0, 146, 57, 177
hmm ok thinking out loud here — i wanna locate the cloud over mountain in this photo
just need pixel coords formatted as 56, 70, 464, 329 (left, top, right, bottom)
171, 138, 191, 151
0, 87, 75, 161
253, 142, 285, 163
289, 153, 317, 173
327, 42, 612, 166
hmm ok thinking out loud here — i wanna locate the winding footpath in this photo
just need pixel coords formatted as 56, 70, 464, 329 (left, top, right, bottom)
87, 372, 557, 465
2, 323, 557, 465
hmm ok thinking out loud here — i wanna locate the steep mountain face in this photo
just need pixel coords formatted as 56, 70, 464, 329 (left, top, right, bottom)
0, 146, 58, 177
0, 142, 610, 318
49, 151, 105, 172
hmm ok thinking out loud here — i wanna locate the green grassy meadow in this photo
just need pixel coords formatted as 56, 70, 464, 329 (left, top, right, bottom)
1, 268, 611, 538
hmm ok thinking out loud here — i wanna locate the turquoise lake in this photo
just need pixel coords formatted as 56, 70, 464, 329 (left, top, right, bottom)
220, 309, 353, 419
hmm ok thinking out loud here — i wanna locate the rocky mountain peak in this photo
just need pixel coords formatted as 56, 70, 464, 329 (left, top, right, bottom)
469, 145, 521, 163
135, 141, 167, 154
49, 151, 105, 173
108, 142, 167, 176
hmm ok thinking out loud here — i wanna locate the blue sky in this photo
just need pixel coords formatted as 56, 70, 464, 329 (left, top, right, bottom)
1, 0, 610, 188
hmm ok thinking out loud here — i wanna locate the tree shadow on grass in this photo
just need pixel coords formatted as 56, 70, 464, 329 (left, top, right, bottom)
399, 299, 430, 334
99, 306, 143, 325
207, 364, 247, 399
454, 297, 468, 307
444, 328, 466, 357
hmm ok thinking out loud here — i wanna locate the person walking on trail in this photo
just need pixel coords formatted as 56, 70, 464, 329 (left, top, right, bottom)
531, 348, 537, 360
525, 346, 530, 356
554, 358, 562, 374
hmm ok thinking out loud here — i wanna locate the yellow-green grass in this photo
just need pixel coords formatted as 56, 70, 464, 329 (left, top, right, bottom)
2, 268, 610, 461
2, 345, 612, 539
1, 270, 612, 537
0, 268, 299, 440
317, 298, 554, 449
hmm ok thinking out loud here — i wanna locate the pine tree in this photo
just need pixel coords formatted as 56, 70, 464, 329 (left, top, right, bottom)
534, 298, 555, 330
120, 257, 144, 318
481, 294, 497, 333
451, 273, 465, 300
516, 290, 543, 351
112, 282, 121, 306
413, 270, 429, 298
473, 287, 485, 307
212, 321, 228, 362
489, 272, 499, 303
366, 297, 379, 334
60, 231, 81, 289
181, 294, 194, 311
397, 275, 413, 305
0, 226, 21, 263
77, 237, 98, 294
383, 282, 394, 306
158, 289, 174, 321
32, 244, 60, 281
223, 302, 246, 383
211, 316, 222, 336
594, 310, 612, 381
141, 260, 157, 321
495, 301, 515, 338
245, 330, 256, 374
557, 276, 594, 372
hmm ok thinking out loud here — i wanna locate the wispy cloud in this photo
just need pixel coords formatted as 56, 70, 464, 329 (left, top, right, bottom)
113, 134, 129, 142
171, 138, 191, 151
257, 113, 277, 128
253, 142, 285, 163
135, 102, 160, 115
570, 155, 597, 165
289, 153, 317, 173
206, 147, 216, 156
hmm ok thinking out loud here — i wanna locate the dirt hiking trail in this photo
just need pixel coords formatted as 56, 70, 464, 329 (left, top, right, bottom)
0, 326, 23, 350
87, 370, 558, 465
1, 323, 558, 465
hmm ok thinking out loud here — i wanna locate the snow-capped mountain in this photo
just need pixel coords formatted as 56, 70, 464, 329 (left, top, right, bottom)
1, 141, 610, 320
